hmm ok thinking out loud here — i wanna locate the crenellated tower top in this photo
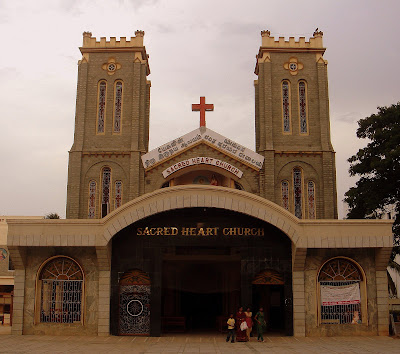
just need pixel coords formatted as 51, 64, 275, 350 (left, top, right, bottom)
255, 29, 326, 74
81, 30, 146, 48
79, 30, 149, 74
259, 29, 324, 49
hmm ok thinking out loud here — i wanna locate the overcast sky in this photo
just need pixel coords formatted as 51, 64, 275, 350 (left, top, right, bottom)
0, 0, 399, 218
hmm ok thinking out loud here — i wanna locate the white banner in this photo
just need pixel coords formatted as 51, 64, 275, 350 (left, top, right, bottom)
320, 283, 361, 306
162, 157, 243, 178
141, 127, 264, 170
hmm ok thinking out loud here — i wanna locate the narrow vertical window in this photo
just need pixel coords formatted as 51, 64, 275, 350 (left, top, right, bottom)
281, 181, 289, 210
97, 81, 107, 134
282, 80, 291, 133
308, 181, 316, 219
101, 167, 111, 217
115, 180, 122, 209
293, 168, 303, 218
88, 180, 96, 219
299, 81, 308, 133
113, 81, 123, 133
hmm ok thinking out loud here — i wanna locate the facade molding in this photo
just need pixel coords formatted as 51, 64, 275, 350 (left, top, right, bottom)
6, 186, 393, 250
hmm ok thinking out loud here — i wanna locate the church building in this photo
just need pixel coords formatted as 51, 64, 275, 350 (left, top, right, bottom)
6, 30, 393, 337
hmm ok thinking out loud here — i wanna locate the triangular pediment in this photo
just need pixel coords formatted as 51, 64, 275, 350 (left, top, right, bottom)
141, 127, 264, 172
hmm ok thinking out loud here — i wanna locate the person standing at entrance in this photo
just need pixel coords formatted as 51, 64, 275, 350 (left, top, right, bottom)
226, 314, 235, 343
254, 307, 266, 342
244, 307, 253, 340
235, 307, 248, 342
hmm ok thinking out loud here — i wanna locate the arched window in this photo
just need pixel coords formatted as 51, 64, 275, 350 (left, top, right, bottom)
88, 180, 96, 219
307, 181, 316, 219
38, 256, 83, 323
113, 81, 123, 133
97, 81, 107, 134
293, 168, 303, 218
115, 180, 122, 209
234, 181, 244, 190
281, 180, 289, 210
282, 80, 291, 133
101, 167, 111, 217
318, 258, 364, 325
298, 81, 308, 134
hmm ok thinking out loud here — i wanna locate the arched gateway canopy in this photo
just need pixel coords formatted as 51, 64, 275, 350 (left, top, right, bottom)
103, 185, 301, 245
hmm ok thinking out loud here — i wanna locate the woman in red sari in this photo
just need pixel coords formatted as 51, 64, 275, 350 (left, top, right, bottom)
235, 307, 248, 342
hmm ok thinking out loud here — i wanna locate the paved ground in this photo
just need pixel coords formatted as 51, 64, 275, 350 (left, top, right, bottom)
0, 326, 399, 353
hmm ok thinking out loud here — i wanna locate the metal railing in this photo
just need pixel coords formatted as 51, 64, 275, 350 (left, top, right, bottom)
319, 280, 361, 324
40, 280, 82, 323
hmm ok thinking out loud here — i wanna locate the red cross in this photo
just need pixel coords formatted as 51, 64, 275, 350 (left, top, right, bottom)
192, 96, 214, 127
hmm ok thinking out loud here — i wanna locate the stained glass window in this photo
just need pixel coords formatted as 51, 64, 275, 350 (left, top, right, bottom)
114, 81, 123, 133
308, 181, 316, 219
115, 180, 122, 209
88, 180, 96, 219
97, 81, 107, 133
293, 168, 302, 218
281, 181, 289, 210
101, 167, 111, 217
282, 80, 291, 133
39, 257, 83, 323
299, 81, 308, 133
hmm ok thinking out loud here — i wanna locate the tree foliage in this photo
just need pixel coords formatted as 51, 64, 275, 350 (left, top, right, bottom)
344, 103, 400, 245
45, 212, 60, 219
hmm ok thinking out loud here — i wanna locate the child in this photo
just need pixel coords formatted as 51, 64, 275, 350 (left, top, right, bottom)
226, 314, 235, 343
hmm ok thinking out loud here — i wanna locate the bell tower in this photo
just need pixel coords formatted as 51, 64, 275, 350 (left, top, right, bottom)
255, 30, 337, 219
66, 31, 151, 219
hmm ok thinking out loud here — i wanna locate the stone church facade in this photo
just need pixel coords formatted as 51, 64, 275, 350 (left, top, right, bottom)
6, 30, 393, 337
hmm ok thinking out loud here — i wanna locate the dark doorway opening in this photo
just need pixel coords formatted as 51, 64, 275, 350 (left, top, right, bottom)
162, 259, 240, 332
181, 292, 222, 330
252, 284, 285, 333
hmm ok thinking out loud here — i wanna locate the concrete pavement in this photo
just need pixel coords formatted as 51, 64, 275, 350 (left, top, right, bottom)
0, 327, 398, 353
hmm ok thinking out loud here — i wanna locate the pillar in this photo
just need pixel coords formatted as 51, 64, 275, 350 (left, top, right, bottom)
96, 245, 111, 336
11, 269, 25, 335
292, 271, 306, 336
376, 270, 389, 336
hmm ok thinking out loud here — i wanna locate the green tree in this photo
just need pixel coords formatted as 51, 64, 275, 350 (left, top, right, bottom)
344, 103, 400, 295
44, 212, 60, 219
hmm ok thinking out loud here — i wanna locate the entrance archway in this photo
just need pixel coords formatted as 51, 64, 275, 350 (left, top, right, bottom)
110, 206, 293, 336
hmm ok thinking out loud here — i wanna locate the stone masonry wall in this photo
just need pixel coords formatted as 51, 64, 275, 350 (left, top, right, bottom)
66, 49, 149, 219
255, 49, 338, 218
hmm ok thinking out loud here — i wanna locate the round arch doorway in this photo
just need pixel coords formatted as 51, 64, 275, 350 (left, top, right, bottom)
110, 207, 293, 336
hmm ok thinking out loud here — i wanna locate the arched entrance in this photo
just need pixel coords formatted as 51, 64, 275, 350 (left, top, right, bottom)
110, 206, 293, 336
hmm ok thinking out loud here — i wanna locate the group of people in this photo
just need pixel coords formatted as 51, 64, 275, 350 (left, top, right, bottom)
226, 306, 266, 343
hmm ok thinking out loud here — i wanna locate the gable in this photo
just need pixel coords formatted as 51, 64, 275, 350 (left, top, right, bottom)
162, 155, 243, 179
141, 127, 264, 171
